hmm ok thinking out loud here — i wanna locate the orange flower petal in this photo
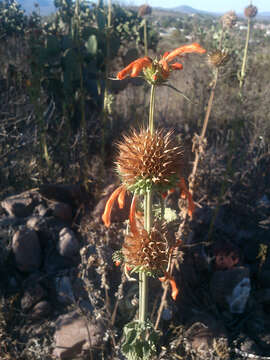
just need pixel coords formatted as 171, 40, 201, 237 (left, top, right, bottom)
171, 63, 183, 70
115, 261, 121, 267
130, 57, 152, 77
102, 185, 124, 227
165, 43, 206, 63
178, 177, 195, 218
159, 58, 170, 72
118, 186, 127, 209
117, 61, 136, 80
162, 51, 170, 58
170, 278, 179, 301
159, 272, 179, 301
129, 194, 138, 235
117, 57, 152, 80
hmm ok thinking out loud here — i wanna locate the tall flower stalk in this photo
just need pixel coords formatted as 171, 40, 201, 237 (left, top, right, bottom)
239, 3, 258, 91
188, 14, 233, 194
102, 43, 205, 359
138, 4, 152, 57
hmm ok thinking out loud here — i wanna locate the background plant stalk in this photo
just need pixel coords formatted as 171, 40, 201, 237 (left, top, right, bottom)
239, 17, 251, 90
189, 67, 219, 194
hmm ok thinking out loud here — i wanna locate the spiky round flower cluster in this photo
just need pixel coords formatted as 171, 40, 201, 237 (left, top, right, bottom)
116, 128, 184, 195
221, 11, 237, 28
138, 4, 152, 17
122, 221, 172, 275
244, 5, 258, 18
208, 49, 230, 68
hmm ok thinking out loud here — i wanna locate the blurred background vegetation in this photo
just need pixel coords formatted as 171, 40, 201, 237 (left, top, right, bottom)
0, 0, 269, 209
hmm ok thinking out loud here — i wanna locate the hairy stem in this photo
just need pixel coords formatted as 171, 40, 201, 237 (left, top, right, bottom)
139, 84, 156, 323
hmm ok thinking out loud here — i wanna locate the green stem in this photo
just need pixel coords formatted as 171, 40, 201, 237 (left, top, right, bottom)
149, 84, 156, 134
239, 17, 251, 90
139, 84, 156, 323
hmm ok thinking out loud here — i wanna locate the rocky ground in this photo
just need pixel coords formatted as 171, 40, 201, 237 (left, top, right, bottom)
0, 182, 270, 359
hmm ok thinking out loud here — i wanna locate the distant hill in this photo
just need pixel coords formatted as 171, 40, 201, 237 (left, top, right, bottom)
171, 5, 220, 16
18, 0, 55, 15
168, 5, 270, 19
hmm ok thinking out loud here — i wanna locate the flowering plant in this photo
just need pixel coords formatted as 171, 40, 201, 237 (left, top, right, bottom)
102, 42, 206, 360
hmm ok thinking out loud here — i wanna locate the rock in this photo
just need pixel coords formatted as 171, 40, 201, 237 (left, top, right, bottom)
26, 216, 42, 230
44, 250, 78, 273
53, 311, 105, 359
184, 314, 229, 360
38, 183, 90, 207
58, 227, 79, 258
34, 203, 51, 217
52, 202, 73, 223
1, 191, 40, 217
55, 276, 75, 304
21, 283, 47, 311
31, 300, 51, 319
0, 216, 26, 227
210, 267, 251, 313
12, 228, 42, 272
27, 216, 66, 247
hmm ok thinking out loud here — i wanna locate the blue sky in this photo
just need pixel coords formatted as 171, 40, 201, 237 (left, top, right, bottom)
124, 0, 269, 13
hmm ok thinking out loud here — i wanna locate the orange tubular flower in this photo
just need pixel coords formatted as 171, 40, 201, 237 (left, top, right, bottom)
117, 57, 152, 80
102, 185, 125, 227
163, 43, 206, 63
159, 42, 206, 79
102, 185, 139, 233
116, 43, 206, 84
159, 272, 179, 301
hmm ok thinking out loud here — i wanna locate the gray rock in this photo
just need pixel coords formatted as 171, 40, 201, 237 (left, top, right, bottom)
53, 311, 105, 359
12, 228, 42, 272
52, 203, 73, 223
31, 300, 51, 319
21, 283, 47, 311
26, 216, 42, 230
58, 227, 79, 258
0, 216, 26, 227
210, 267, 251, 313
1, 191, 40, 217
55, 276, 75, 304
34, 204, 50, 217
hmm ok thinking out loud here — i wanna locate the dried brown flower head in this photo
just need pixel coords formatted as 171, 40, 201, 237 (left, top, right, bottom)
138, 4, 152, 17
208, 49, 230, 68
122, 221, 172, 274
244, 4, 258, 18
116, 128, 184, 194
221, 11, 237, 28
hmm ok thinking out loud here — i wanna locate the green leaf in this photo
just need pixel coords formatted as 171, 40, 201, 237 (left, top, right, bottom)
85, 34, 97, 55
